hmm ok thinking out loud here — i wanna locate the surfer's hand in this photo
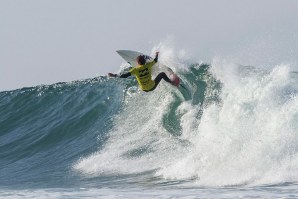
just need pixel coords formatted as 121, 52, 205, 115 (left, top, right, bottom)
108, 73, 117, 77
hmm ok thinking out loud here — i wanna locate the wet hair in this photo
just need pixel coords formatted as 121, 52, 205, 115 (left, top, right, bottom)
137, 55, 146, 65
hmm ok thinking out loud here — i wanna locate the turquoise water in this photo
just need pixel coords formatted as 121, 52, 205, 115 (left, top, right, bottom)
1, 62, 298, 198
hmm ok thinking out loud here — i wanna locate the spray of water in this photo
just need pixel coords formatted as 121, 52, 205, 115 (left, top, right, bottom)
74, 47, 298, 187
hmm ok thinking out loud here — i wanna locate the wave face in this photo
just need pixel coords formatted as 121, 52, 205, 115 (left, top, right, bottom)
1, 60, 298, 189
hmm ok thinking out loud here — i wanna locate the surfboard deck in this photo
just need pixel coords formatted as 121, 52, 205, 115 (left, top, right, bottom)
116, 50, 180, 87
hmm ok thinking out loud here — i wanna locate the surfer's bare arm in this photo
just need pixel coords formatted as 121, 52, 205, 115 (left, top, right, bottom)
108, 72, 131, 78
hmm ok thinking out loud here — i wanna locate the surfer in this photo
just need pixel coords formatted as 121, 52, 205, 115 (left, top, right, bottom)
108, 52, 175, 92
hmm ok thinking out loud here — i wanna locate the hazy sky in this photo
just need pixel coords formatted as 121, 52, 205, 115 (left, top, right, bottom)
1, 0, 298, 91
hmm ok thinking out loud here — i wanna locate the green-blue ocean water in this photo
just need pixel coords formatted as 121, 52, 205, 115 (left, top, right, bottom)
1, 64, 298, 198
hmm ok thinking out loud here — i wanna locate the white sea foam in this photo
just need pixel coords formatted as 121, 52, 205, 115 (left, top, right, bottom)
3, 186, 298, 199
74, 48, 298, 187
158, 60, 298, 186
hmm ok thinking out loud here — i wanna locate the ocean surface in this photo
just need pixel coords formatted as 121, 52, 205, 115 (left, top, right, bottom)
1, 59, 298, 198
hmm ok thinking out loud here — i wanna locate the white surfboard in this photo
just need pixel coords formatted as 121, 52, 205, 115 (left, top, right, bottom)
116, 50, 180, 86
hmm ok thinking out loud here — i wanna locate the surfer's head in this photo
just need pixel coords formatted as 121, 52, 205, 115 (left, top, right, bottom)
137, 55, 146, 65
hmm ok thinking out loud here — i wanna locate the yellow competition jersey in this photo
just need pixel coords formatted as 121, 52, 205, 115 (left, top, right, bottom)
129, 61, 156, 91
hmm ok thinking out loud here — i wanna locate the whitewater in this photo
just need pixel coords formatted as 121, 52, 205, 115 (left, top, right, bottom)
1, 48, 298, 198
